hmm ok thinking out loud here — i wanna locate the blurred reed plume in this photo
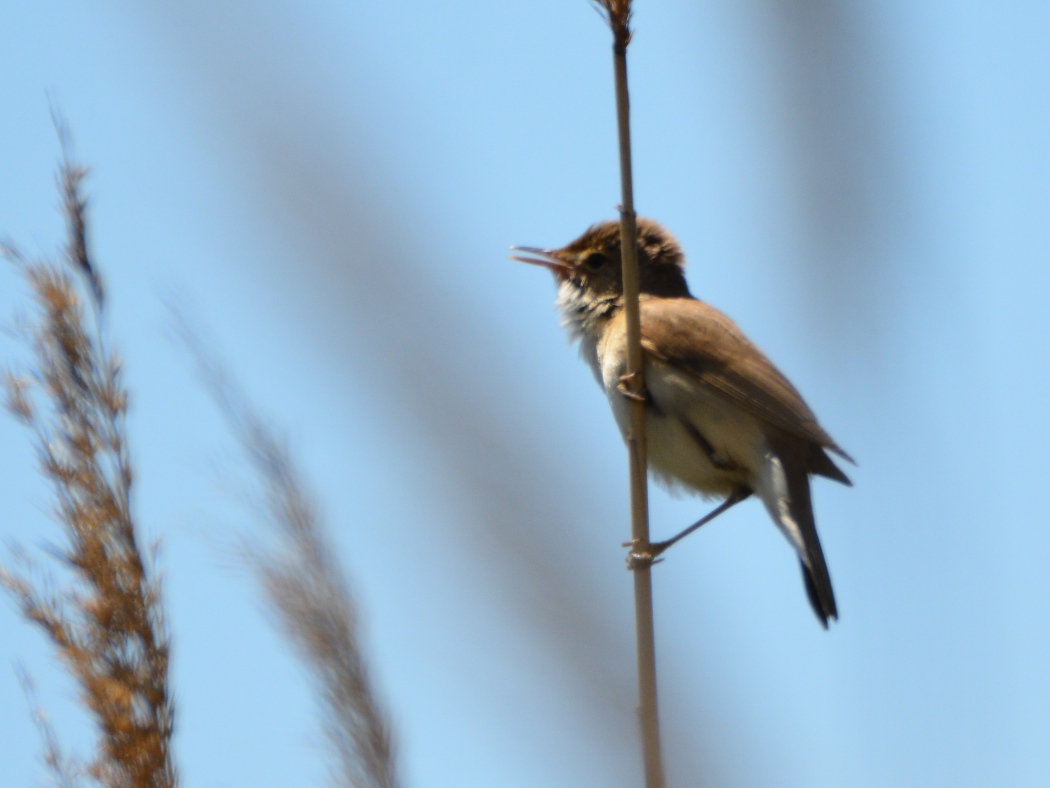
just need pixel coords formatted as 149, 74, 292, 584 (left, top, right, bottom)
184, 328, 398, 788
1, 154, 177, 786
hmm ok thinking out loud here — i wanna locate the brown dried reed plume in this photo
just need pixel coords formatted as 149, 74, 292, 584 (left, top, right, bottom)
184, 332, 398, 788
1, 155, 177, 786
592, 0, 632, 39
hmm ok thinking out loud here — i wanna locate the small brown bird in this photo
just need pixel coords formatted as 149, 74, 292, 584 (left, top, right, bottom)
512, 219, 853, 627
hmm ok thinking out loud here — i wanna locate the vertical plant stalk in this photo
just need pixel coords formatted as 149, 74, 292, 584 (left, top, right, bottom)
1, 153, 177, 787
596, 3, 665, 787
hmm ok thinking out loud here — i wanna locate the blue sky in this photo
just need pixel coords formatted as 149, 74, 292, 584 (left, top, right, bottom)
3, 2, 1050, 786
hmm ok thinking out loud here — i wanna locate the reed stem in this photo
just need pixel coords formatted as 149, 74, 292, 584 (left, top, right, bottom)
597, 3, 666, 785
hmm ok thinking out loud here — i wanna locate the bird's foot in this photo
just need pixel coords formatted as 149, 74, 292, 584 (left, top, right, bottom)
616, 371, 647, 402
623, 538, 667, 570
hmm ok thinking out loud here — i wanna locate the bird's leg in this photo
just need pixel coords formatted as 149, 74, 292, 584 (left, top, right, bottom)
626, 487, 753, 569
652, 487, 752, 555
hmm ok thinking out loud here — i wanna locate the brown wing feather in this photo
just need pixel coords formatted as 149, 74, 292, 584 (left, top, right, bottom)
639, 297, 854, 464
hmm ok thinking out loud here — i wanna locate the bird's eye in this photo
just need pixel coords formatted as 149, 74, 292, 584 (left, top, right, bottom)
583, 252, 608, 271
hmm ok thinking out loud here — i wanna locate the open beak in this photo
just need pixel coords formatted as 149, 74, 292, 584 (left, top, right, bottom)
509, 246, 572, 276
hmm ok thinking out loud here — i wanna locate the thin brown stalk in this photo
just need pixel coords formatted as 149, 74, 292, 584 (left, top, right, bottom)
1, 153, 176, 787
182, 330, 398, 788
594, 2, 665, 786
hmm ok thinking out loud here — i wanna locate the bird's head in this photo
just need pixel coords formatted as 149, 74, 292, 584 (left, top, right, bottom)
511, 218, 690, 302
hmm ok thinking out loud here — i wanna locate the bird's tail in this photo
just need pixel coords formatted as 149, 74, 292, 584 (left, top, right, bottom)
757, 445, 838, 628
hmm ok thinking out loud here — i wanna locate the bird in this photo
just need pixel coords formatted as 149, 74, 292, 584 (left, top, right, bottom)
511, 219, 853, 627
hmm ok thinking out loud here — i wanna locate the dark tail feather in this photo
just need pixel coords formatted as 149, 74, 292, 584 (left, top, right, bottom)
785, 457, 838, 627
759, 442, 840, 627
802, 561, 832, 629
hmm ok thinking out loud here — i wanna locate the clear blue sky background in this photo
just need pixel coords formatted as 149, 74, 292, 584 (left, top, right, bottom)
3, 2, 1050, 786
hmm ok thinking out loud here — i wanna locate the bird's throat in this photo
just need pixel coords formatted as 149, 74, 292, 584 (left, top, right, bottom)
555, 281, 622, 346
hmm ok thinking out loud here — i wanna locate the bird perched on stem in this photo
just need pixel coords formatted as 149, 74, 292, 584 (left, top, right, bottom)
512, 219, 853, 627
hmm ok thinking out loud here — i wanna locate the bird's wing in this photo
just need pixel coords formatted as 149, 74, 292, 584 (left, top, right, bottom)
639, 297, 853, 463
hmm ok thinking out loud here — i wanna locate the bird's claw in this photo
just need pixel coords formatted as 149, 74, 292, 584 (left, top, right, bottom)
623, 539, 665, 570
617, 371, 647, 402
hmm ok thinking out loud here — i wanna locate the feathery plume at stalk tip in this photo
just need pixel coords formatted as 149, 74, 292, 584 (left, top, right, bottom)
2, 148, 177, 787
591, 0, 633, 45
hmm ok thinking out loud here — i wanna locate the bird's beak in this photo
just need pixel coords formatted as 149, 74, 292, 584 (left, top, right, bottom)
509, 246, 572, 277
